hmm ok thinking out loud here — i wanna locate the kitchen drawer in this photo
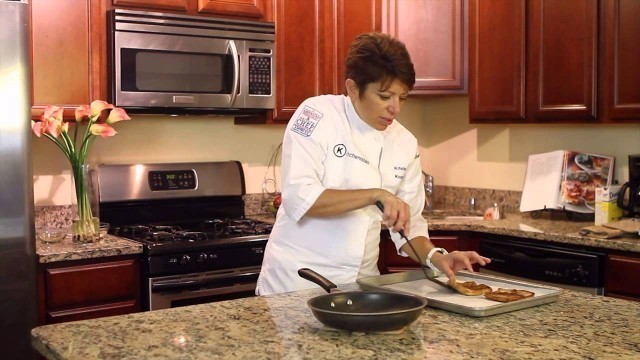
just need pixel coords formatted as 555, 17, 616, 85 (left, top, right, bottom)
605, 254, 640, 299
45, 258, 139, 309
47, 300, 138, 324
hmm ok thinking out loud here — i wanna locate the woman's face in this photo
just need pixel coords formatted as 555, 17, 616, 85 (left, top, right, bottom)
346, 78, 409, 131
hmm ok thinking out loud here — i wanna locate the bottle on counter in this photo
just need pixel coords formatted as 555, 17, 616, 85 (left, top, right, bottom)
484, 203, 501, 220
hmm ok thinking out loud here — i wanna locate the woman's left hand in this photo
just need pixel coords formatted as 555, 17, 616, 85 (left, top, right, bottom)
430, 251, 491, 280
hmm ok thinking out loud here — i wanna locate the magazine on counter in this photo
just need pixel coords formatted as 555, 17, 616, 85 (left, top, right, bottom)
520, 150, 615, 214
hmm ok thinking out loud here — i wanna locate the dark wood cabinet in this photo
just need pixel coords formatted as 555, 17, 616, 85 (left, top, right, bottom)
30, 0, 108, 120
469, 0, 525, 122
471, 0, 639, 124
472, 0, 598, 124
600, 0, 640, 123
267, 0, 380, 123
326, 0, 381, 95
378, 230, 479, 274
526, 0, 598, 122
111, 0, 273, 20
470, 0, 598, 123
239, 0, 380, 124
244, 0, 469, 124
30, 0, 271, 122
605, 253, 640, 301
38, 255, 141, 324
270, 0, 326, 122
382, 0, 468, 95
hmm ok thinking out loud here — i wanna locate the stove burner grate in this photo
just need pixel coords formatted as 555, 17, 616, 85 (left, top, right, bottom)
112, 218, 273, 244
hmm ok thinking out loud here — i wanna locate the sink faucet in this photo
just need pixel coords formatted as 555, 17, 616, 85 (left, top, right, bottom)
422, 172, 434, 210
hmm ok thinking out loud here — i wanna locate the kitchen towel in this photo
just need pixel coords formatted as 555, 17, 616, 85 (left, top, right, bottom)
579, 226, 625, 239
602, 218, 640, 234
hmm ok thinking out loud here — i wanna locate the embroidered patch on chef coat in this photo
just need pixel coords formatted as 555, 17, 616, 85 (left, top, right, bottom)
291, 106, 323, 137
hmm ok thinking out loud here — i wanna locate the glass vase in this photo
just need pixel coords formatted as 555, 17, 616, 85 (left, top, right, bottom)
71, 163, 100, 243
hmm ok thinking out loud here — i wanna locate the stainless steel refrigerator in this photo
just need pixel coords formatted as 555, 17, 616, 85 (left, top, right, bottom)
0, 0, 38, 358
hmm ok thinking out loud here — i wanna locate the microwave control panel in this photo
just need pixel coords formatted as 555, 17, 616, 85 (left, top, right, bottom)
149, 170, 197, 191
248, 55, 272, 96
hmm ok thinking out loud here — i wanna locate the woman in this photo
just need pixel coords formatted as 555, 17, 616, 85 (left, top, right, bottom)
256, 33, 490, 295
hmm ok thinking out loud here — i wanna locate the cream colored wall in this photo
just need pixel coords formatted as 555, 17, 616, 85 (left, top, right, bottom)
398, 96, 640, 191
32, 97, 640, 205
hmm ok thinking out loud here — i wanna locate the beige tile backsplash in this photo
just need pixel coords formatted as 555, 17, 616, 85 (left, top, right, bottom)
36, 187, 525, 227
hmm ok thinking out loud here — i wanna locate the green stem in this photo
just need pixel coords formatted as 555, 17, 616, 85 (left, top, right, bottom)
72, 163, 97, 240
43, 134, 72, 161
77, 115, 96, 164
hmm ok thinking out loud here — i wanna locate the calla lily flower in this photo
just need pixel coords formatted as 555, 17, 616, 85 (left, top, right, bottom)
75, 104, 92, 122
45, 117, 64, 138
90, 100, 114, 117
106, 108, 131, 124
89, 123, 117, 137
42, 105, 63, 122
31, 120, 45, 137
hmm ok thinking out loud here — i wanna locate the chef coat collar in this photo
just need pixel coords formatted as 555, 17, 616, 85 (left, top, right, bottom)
344, 96, 391, 142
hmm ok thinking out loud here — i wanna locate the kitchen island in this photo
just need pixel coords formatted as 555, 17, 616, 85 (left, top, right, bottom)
32, 283, 640, 359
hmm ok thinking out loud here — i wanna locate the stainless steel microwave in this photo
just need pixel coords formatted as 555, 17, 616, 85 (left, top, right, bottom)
108, 9, 275, 114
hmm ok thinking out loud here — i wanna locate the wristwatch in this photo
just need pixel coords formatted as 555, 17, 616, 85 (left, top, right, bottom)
425, 247, 448, 271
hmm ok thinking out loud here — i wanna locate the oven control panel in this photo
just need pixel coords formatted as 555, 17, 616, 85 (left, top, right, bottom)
149, 170, 197, 191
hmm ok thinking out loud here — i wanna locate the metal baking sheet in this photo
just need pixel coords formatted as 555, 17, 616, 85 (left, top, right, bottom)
357, 270, 561, 317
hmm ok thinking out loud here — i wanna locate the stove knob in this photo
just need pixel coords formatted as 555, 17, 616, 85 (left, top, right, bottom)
180, 254, 191, 265
197, 253, 208, 263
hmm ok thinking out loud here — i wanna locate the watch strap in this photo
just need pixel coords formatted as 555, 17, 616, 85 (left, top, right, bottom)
425, 247, 448, 270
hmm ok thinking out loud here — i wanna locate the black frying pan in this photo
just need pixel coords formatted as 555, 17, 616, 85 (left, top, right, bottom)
298, 268, 427, 332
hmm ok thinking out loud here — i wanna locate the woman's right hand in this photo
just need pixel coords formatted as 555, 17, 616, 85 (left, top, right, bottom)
376, 192, 411, 235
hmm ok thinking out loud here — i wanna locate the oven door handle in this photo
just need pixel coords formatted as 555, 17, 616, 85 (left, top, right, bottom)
152, 271, 259, 292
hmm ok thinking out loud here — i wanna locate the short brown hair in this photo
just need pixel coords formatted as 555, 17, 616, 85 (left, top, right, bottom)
345, 33, 415, 94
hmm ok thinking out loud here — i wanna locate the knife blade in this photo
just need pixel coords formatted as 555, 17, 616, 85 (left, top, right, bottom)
424, 274, 452, 290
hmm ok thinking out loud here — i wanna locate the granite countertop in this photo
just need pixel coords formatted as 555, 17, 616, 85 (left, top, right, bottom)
31, 282, 640, 359
423, 212, 640, 253
252, 212, 640, 253
36, 234, 142, 264
36, 211, 638, 265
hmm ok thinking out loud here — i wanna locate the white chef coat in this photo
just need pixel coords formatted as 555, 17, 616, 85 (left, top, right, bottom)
256, 94, 429, 295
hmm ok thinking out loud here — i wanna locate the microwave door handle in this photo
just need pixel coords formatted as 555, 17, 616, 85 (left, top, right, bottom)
228, 40, 240, 106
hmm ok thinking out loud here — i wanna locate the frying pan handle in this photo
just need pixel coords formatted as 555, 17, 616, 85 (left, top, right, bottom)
298, 268, 338, 293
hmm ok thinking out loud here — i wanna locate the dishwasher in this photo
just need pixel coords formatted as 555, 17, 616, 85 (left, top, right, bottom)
479, 237, 605, 295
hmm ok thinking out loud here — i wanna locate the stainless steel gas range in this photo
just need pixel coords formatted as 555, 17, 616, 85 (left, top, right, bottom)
98, 161, 272, 311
